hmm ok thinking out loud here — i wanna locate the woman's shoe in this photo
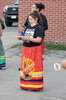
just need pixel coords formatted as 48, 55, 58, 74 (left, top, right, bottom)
18, 68, 21, 70
0, 67, 6, 70
42, 58, 44, 60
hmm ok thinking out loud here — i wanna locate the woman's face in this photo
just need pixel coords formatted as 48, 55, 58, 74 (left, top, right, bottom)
29, 16, 37, 26
31, 4, 39, 12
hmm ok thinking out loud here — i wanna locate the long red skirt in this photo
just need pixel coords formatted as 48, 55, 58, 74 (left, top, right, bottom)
20, 45, 44, 91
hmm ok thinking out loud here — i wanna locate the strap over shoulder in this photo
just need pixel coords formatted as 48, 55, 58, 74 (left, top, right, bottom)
0, 23, 2, 36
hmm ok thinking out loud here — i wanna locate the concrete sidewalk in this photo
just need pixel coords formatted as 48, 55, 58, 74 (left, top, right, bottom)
0, 47, 66, 100
0, 23, 66, 100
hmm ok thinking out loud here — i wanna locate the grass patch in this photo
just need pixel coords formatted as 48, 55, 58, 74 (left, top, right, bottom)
11, 42, 66, 51
44, 42, 66, 51
11, 42, 23, 48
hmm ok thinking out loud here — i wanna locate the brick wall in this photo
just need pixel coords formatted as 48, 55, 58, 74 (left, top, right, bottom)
0, 0, 14, 18
19, 0, 66, 44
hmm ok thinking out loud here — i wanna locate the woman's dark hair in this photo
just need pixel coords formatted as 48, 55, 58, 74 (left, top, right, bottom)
35, 3, 45, 12
29, 11, 39, 23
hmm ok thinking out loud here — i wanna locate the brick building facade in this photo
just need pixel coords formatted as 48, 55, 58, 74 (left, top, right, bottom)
19, 0, 66, 44
0, 0, 14, 18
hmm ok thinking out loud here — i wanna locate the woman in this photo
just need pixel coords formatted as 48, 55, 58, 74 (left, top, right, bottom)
0, 23, 6, 70
24, 3, 48, 56
18, 3, 48, 71
18, 11, 44, 91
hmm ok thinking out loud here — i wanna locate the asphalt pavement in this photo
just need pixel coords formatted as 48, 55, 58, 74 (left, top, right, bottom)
0, 23, 66, 100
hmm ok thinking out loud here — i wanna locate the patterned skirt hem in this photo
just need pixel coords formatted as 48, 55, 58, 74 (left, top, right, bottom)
20, 86, 43, 91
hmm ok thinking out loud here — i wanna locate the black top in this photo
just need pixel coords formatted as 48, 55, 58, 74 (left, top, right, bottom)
40, 13, 48, 31
24, 17, 30, 28
23, 24, 45, 47
24, 13, 48, 32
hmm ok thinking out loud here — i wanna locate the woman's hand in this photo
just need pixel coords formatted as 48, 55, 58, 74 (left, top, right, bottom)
17, 35, 29, 41
21, 36, 29, 41
17, 36, 22, 40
